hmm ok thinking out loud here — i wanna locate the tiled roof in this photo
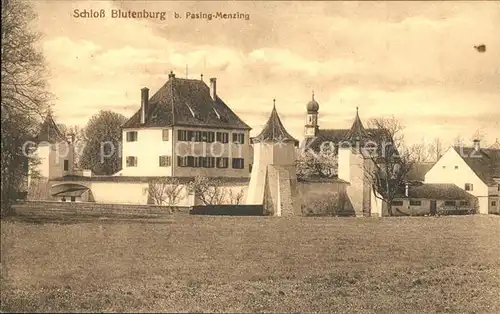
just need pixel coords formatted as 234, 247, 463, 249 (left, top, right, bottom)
304, 129, 347, 151
396, 183, 475, 200
406, 162, 435, 182
303, 108, 389, 152
252, 103, 299, 144
453, 146, 500, 185
35, 113, 66, 143
304, 128, 387, 152
122, 75, 251, 130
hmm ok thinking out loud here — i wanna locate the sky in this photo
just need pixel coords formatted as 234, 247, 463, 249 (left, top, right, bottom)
33, 0, 500, 147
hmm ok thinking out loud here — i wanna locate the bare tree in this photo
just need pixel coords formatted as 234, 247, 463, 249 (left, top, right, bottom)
410, 142, 431, 163
427, 137, 443, 161
364, 117, 419, 216
295, 149, 337, 180
228, 187, 245, 205
148, 178, 185, 207
187, 176, 228, 205
1, 0, 51, 214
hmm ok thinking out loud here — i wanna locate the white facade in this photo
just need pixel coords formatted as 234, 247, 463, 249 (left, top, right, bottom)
31, 141, 74, 180
424, 147, 490, 214
120, 126, 251, 178
120, 127, 174, 177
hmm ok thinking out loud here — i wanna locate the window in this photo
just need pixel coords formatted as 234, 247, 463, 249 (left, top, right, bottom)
465, 183, 474, 191
126, 131, 138, 142
444, 201, 456, 207
70, 196, 76, 202
207, 132, 215, 143
203, 157, 215, 168
492, 201, 497, 207
63, 160, 69, 171
177, 156, 189, 167
216, 132, 229, 143
459, 201, 470, 206
442, 166, 446, 169
126, 156, 137, 167
409, 200, 422, 206
162, 129, 169, 141
454, 166, 459, 169
159, 155, 171, 167
232, 158, 244, 169
392, 200, 404, 206
192, 131, 202, 142
178, 130, 189, 141
232, 133, 245, 144
216, 157, 229, 168
193, 156, 202, 168
178, 130, 215, 142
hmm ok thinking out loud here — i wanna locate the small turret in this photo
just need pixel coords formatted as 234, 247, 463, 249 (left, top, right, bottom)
304, 91, 319, 138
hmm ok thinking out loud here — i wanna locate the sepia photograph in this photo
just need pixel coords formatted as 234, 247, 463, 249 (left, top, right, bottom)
1, 0, 499, 312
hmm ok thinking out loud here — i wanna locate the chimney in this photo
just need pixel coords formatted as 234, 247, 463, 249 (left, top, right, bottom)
168, 71, 175, 80
210, 77, 217, 101
140, 87, 149, 124
473, 139, 480, 152
405, 183, 409, 197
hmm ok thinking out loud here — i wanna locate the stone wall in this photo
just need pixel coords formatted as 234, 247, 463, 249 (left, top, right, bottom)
13, 200, 190, 217
298, 180, 352, 216
37, 177, 357, 216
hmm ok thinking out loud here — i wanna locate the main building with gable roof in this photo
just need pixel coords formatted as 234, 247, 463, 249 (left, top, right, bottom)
118, 71, 252, 178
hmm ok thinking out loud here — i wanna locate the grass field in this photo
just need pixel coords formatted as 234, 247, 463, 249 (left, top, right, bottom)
1, 215, 500, 313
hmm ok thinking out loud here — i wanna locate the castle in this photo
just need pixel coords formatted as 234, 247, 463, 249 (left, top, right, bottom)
26, 72, 500, 216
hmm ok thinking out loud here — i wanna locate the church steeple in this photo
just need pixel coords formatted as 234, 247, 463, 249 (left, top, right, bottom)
304, 91, 319, 138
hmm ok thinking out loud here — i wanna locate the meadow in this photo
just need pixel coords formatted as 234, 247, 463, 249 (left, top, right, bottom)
1, 215, 500, 313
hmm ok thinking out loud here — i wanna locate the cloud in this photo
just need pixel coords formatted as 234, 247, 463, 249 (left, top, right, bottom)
35, 0, 500, 146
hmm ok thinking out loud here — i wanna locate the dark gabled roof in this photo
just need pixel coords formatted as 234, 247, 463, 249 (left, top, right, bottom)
304, 128, 387, 153
453, 146, 500, 185
304, 108, 390, 152
252, 103, 298, 144
122, 75, 251, 130
396, 183, 475, 200
304, 129, 348, 151
406, 162, 436, 182
35, 113, 67, 143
